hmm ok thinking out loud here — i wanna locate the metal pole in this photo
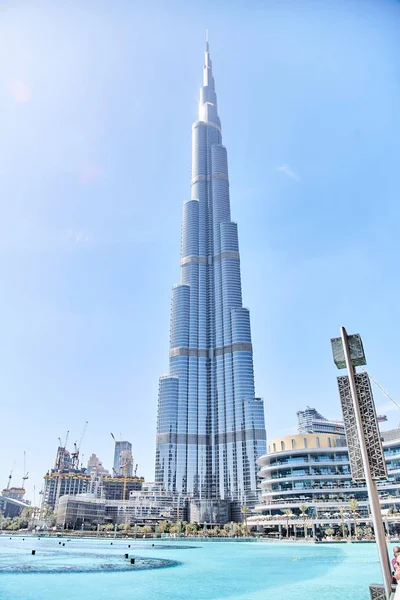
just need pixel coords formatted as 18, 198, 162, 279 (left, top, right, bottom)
340, 327, 392, 599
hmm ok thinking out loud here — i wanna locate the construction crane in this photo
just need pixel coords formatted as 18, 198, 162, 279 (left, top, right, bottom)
6, 466, 13, 490
362, 368, 400, 412
71, 421, 88, 470
22, 451, 29, 489
58, 430, 69, 449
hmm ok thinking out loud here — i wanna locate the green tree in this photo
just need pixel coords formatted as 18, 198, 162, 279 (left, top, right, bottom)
158, 521, 170, 534
0, 516, 11, 530
241, 507, 250, 536
186, 522, 198, 536
282, 509, 293, 538
142, 525, 152, 535
20, 507, 34, 523
169, 524, 179, 535
41, 505, 55, 527
181, 521, 188, 533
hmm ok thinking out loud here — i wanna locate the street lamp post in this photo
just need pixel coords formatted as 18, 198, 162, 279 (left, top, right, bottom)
331, 327, 392, 599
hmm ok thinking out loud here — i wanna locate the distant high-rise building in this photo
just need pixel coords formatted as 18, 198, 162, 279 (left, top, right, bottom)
297, 406, 387, 436
113, 441, 133, 477
43, 445, 90, 510
297, 407, 345, 435
155, 39, 266, 517
87, 453, 109, 476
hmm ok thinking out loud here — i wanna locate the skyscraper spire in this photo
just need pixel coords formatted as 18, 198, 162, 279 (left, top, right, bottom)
155, 40, 266, 522
200, 32, 218, 125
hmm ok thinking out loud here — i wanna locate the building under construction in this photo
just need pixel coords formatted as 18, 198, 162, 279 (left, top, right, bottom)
102, 476, 144, 501
44, 430, 144, 511
43, 446, 91, 510
43, 427, 91, 510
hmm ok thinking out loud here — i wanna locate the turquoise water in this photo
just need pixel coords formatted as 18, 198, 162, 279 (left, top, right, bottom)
0, 536, 386, 599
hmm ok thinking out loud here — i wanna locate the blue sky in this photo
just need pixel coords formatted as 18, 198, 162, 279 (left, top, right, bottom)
1, 0, 400, 502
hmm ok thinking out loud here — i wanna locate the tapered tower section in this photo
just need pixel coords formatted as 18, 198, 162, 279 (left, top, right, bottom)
155, 40, 266, 519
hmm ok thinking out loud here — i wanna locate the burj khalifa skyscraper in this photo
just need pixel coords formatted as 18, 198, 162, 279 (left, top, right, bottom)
155, 38, 266, 520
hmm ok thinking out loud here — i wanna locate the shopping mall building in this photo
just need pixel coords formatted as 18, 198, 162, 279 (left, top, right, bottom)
249, 428, 400, 537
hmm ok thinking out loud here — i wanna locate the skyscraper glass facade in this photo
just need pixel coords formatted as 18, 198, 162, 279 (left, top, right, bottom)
155, 41, 266, 510
113, 441, 133, 477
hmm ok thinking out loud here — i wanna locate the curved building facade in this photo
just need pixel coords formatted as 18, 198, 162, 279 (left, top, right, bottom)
155, 41, 266, 514
255, 429, 400, 522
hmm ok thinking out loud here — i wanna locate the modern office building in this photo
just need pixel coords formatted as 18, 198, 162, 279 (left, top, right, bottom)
55, 484, 187, 529
155, 39, 266, 520
251, 428, 400, 536
296, 407, 345, 435
296, 406, 387, 436
113, 441, 133, 477
56, 494, 106, 529
0, 488, 30, 518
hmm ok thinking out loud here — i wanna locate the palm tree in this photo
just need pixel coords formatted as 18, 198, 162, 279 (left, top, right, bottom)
348, 499, 359, 540
339, 506, 347, 539
282, 509, 293, 538
299, 504, 308, 539
241, 507, 250, 536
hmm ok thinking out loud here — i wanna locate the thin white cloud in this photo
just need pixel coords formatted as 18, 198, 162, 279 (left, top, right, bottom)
277, 164, 298, 180
8, 80, 32, 103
